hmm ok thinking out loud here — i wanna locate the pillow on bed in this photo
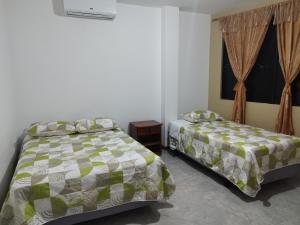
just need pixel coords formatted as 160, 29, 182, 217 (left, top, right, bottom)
27, 120, 76, 137
75, 118, 118, 133
182, 110, 224, 123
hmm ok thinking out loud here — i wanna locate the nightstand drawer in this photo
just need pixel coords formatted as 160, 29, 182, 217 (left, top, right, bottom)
150, 125, 161, 134
129, 120, 162, 155
137, 127, 151, 136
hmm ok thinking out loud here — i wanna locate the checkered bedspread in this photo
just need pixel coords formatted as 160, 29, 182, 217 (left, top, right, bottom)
169, 120, 300, 197
0, 129, 175, 225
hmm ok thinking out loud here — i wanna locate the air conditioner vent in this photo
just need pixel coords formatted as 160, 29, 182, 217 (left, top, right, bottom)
64, 0, 117, 20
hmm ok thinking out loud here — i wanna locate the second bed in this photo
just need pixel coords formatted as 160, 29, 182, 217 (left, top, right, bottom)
169, 119, 300, 197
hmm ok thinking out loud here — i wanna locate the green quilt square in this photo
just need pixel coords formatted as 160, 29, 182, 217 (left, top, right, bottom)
50, 197, 68, 217
109, 171, 123, 185
50, 143, 60, 148
31, 183, 50, 200
72, 143, 83, 152
295, 140, 300, 148
200, 135, 209, 144
257, 146, 269, 156
96, 147, 108, 152
144, 153, 155, 165
18, 162, 34, 170
97, 186, 110, 201
35, 155, 49, 161
25, 202, 35, 221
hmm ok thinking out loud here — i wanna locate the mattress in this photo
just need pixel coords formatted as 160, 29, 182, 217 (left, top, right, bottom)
169, 120, 300, 197
0, 129, 175, 225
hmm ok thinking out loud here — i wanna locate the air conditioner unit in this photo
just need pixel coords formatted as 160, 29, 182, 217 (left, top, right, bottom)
63, 0, 117, 20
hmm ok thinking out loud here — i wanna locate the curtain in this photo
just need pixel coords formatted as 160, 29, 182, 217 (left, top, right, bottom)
220, 8, 273, 124
274, 0, 300, 135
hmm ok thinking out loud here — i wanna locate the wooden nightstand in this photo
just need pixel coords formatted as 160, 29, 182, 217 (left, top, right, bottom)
129, 120, 162, 154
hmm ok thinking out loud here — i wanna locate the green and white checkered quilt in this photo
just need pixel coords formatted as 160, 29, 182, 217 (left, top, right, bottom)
0, 129, 175, 225
169, 120, 300, 197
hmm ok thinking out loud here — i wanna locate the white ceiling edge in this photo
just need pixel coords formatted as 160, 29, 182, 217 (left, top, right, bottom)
117, 0, 285, 17
118, 0, 213, 14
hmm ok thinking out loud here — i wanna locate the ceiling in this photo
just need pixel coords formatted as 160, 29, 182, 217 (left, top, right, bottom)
117, 0, 281, 15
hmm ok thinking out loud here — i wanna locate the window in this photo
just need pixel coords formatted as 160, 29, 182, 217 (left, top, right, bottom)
221, 21, 300, 106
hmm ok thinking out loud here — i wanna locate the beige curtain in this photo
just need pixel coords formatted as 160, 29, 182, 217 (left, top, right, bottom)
220, 8, 273, 124
274, 0, 300, 135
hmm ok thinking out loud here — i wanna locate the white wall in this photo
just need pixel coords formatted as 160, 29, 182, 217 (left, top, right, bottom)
6, 0, 162, 132
161, 6, 179, 145
0, 0, 17, 205
5, 1, 211, 137
178, 11, 211, 113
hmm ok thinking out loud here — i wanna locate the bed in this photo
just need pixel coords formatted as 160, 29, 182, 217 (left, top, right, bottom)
0, 126, 175, 225
169, 119, 300, 197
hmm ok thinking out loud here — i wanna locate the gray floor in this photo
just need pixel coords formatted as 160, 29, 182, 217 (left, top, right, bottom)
78, 150, 300, 225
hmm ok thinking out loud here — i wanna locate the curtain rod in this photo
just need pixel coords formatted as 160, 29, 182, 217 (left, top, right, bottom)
211, 0, 290, 22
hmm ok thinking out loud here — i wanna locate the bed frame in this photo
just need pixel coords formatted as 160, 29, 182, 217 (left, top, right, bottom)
262, 164, 300, 184
170, 148, 300, 185
46, 201, 157, 225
